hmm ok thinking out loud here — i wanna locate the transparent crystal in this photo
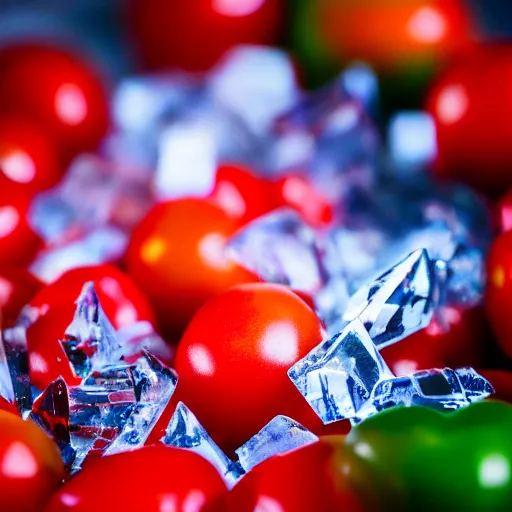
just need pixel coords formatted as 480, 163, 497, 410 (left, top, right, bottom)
288, 319, 394, 424
235, 416, 318, 473
353, 367, 493, 423
61, 283, 122, 379
104, 352, 178, 455
30, 377, 75, 468
209, 45, 299, 134
343, 249, 435, 349
160, 402, 242, 488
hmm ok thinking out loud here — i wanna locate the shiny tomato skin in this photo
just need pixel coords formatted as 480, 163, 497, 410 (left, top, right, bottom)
0, 44, 109, 159
174, 283, 330, 453
0, 411, 65, 512
44, 445, 226, 512
126, 198, 258, 336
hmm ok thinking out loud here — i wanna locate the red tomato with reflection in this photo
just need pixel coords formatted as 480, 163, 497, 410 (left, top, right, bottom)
426, 44, 512, 195
495, 189, 512, 233
316, 0, 473, 71
126, 198, 257, 336
210, 164, 275, 225
0, 267, 43, 327
0, 411, 65, 512
173, 283, 337, 453
0, 117, 63, 195
226, 439, 364, 512
0, 397, 20, 417
381, 305, 485, 376
128, 0, 283, 72
27, 265, 156, 389
44, 445, 226, 512
0, 44, 109, 159
485, 231, 512, 358
0, 188, 41, 268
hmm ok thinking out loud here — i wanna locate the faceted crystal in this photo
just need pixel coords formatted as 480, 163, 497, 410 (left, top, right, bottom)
288, 319, 394, 424
160, 402, 242, 488
61, 283, 122, 379
343, 249, 435, 349
235, 416, 318, 473
353, 367, 493, 423
30, 377, 75, 468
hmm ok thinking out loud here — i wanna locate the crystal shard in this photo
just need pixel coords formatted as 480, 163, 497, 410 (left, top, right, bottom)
354, 367, 493, 423
343, 249, 435, 349
61, 283, 122, 378
235, 416, 318, 473
30, 377, 75, 468
161, 402, 241, 488
288, 319, 394, 424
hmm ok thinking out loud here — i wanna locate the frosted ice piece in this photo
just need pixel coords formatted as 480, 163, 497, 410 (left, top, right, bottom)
269, 73, 379, 201
343, 249, 435, 349
61, 283, 122, 379
30, 154, 154, 244
1, 305, 40, 414
30, 377, 75, 468
342, 62, 379, 114
235, 416, 318, 473
161, 402, 242, 488
70, 425, 119, 473
104, 353, 178, 455
30, 227, 128, 283
354, 367, 493, 423
288, 319, 394, 424
210, 45, 299, 134
227, 209, 327, 293
116, 321, 175, 364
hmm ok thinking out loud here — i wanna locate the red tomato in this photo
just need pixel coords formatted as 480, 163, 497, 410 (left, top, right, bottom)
44, 446, 226, 512
381, 305, 486, 376
0, 267, 43, 328
0, 44, 109, 159
316, 0, 473, 71
128, 0, 283, 72
27, 265, 156, 389
0, 411, 65, 512
210, 164, 275, 225
0, 188, 41, 268
495, 189, 512, 233
0, 397, 20, 417
485, 231, 512, 358
426, 44, 512, 195
126, 198, 258, 336
226, 439, 364, 512
173, 283, 333, 453
0, 117, 63, 195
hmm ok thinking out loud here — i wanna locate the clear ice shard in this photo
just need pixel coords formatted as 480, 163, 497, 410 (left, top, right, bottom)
235, 416, 318, 473
288, 319, 394, 424
227, 209, 327, 293
61, 282, 122, 379
30, 377, 75, 469
343, 249, 435, 349
160, 402, 242, 488
105, 352, 178, 455
353, 367, 494, 423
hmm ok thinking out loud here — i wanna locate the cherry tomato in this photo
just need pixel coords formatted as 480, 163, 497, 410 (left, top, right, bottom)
495, 189, 512, 233
0, 187, 41, 268
274, 174, 333, 227
210, 164, 275, 225
0, 397, 20, 417
0, 116, 63, 195
226, 438, 365, 512
27, 265, 156, 390
173, 283, 332, 452
44, 445, 226, 512
381, 305, 485, 376
0, 44, 109, 159
485, 231, 512, 358
0, 411, 65, 512
0, 267, 43, 328
127, 198, 257, 336
128, 0, 283, 72
426, 44, 512, 195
